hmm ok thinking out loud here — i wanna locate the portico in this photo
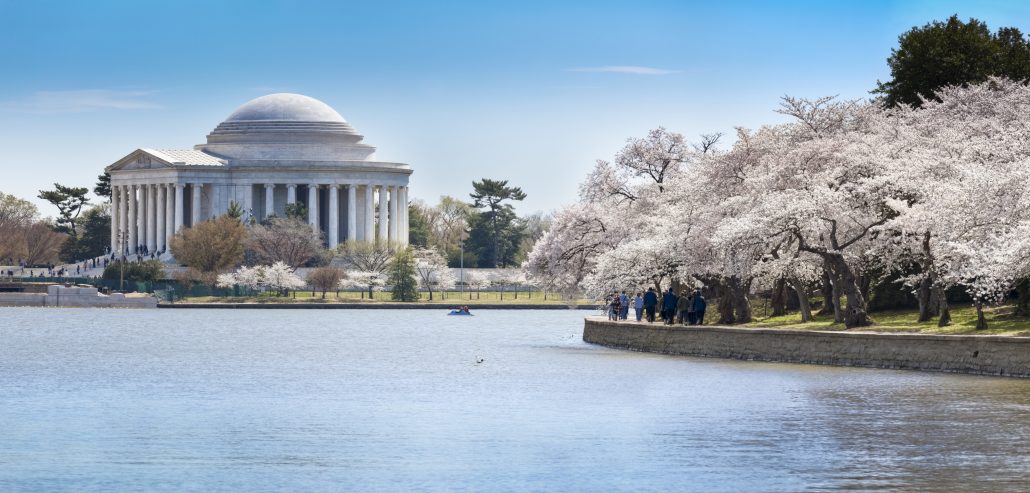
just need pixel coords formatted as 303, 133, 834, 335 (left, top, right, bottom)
105, 93, 412, 256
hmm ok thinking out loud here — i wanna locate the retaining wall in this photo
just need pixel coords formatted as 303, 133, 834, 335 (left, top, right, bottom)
583, 318, 1030, 378
0, 285, 156, 308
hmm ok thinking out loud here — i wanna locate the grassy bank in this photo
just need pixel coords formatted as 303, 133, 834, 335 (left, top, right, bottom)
747, 304, 1030, 336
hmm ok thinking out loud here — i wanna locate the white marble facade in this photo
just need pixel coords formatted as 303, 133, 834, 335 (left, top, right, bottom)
106, 94, 412, 256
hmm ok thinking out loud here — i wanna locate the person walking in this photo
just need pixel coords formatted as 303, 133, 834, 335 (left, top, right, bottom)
633, 292, 644, 322
677, 290, 691, 325
643, 287, 658, 323
618, 291, 630, 320
661, 288, 678, 325
692, 289, 707, 325
608, 292, 621, 321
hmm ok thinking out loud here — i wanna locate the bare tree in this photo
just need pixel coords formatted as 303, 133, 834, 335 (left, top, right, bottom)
307, 266, 344, 299
23, 221, 66, 266
336, 241, 396, 275
0, 193, 39, 262
248, 217, 326, 268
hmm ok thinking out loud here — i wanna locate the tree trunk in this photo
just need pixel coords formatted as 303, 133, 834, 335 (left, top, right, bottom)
917, 231, 939, 322
1015, 279, 1030, 317
726, 276, 752, 324
935, 286, 951, 327
817, 269, 835, 316
828, 271, 844, 324
788, 280, 812, 322
975, 301, 987, 330
828, 254, 872, 328
716, 278, 735, 324
770, 278, 787, 317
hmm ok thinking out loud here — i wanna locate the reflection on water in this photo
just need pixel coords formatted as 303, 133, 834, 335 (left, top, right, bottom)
1, 308, 1029, 492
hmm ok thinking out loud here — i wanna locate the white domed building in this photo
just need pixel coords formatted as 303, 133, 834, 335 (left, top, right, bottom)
106, 93, 411, 256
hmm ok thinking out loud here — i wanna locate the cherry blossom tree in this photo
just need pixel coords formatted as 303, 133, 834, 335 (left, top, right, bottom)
413, 247, 455, 301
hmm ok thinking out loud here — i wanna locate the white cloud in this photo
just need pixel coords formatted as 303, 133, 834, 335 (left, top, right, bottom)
1, 89, 160, 113
568, 66, 679, 75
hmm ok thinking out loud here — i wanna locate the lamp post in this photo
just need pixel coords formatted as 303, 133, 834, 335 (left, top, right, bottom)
459, 229, 469, 300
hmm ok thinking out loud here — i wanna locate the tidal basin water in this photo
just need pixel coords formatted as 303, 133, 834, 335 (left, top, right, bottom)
2, 308, 1030, 492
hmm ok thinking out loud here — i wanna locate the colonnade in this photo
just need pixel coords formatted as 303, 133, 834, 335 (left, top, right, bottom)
110, 182, 409, 256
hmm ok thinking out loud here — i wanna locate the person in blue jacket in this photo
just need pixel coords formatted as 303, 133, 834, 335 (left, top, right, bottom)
661, 287, 678, 325
642, 287, 659, 323
691, 289, 707, 325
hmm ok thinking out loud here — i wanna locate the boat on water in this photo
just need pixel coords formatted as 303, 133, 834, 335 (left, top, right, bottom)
448, 307, 473, 316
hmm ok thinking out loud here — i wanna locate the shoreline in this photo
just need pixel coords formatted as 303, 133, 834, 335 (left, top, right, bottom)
583, 317, 1030, 378
159, 302, 599, 310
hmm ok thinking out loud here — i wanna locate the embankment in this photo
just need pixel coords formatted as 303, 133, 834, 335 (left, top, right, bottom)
583, 318, 1030, 378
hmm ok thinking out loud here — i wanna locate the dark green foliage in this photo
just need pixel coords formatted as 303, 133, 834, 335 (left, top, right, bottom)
62, 206, 110, 261
226, 200, 244, 219
285, 202, 307, 220
446, 244, 477, 268
468, 178, 527, 268
38, 183, 90, 236
94, 172, 111, 199
102, 259, 165, 282
388, 248, 419, 301
875, 15, 1030, 108
465, 211, 525, 268
407, 203, 432, 248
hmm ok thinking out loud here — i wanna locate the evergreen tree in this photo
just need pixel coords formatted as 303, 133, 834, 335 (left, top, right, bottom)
38, 183, 90, 236
469, 178, 526, 268
94, 172, 112, 200
59, 205, 111, 262
388, 248, 419, 301
875, 15, 1030, 108
407, 203, 432, 247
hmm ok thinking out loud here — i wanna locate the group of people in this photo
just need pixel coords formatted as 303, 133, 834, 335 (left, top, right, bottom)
605, 287, 707, 325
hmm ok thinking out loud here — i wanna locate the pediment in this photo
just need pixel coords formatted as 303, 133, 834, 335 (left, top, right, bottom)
106, 149, 176, 172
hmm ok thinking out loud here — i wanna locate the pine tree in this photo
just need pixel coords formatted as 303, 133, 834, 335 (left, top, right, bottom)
388, 248, 419, 301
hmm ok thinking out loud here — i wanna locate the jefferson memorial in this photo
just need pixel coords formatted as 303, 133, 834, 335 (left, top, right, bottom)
105, 93, 411, 256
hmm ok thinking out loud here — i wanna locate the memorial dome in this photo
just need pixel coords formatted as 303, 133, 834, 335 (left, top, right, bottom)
224, 93, 347, 123
200, 93, 375, 160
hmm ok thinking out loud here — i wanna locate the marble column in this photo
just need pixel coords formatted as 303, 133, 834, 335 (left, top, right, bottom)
156, 184, 166, 252
308, 184, 319, 231
127, 185, 138, 254
265, 184, 275, 219
174, 184, 184, 233
136, 185, 144, 251
347, 185, 357, 242
110, 185, 120, 254
378, 185, 388, 243
328, 185, 339, 248
364, 184, 374, 243
120, 186, 130, 254
388, 186, 398, 244
287, 184, 297, 205
399, 186, 408, 245
191, 183, 202, 226
242, 184, 253, 222
147, 184, 157, 252
165, 184, 175, 247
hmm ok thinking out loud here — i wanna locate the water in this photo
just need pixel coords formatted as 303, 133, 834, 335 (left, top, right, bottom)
1, 308, 1029, 492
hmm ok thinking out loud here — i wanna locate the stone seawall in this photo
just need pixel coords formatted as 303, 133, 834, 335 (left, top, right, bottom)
583, 318, 1030, 378
0, 285, 156, 308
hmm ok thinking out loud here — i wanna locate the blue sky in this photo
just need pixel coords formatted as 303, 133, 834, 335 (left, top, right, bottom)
2, 0, 1029, 216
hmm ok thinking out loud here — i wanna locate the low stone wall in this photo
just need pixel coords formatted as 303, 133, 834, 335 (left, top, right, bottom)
0, 285, 156, 308
583, 318, 1030, 378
